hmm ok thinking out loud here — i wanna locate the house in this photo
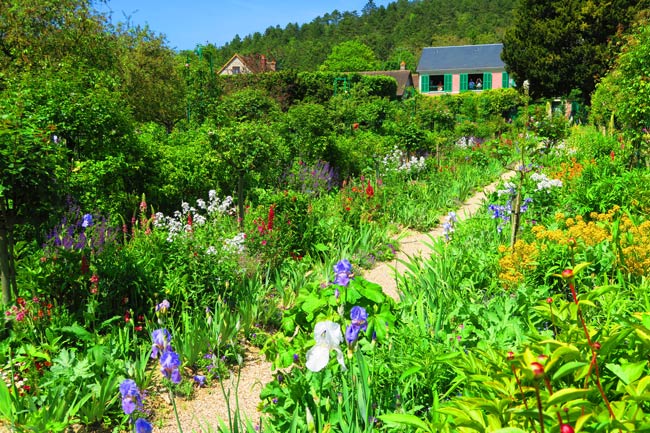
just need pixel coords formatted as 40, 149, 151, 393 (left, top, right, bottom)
217, 53, 276, 75
416, 43, 512, 94
358, 61, 415, 98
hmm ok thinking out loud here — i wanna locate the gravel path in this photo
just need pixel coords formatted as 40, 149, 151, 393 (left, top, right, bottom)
151, 170, 516, 432
363, 170, 516, 299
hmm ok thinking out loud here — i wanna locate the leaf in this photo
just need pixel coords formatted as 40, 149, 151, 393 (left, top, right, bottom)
492, 428, 527, 433
0, 377, 16, 420
572, 262, 592, 276
399, 365, 422, 382
552, 361, 589, 381
546, 388, 591, 406
605, 361, 647, 385
378, 413, 431, 432
300, 294, 327, 315
60, 323, 94, 342
635, 375, 650, 395
355, 278, 385, 304
634, 325, 650, 347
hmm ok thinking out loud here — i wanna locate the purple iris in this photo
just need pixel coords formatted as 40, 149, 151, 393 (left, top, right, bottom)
334, 259, 352, 274
155, 299, 170, 314
119, 379, 142, 415
81, 213, 93, 228
333, 259, 353, 287
160, 349, 182, 383
346, 306, 368, 345
151, 329, 172, 359
334, 272, 350, 287
345, 324, 361, 344
350, 306, 368, 331
193, 375, 206, 386
135, 418, 153, 433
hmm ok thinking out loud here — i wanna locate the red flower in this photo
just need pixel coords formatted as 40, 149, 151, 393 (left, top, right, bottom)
610, 150, 615, 161
352, 122, 359, 130
267, 205, 275, 231
365, 181, 374, 198
90, 274, 99, 284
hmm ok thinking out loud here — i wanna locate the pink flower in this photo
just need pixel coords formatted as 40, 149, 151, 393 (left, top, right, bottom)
16, 311, 26, 322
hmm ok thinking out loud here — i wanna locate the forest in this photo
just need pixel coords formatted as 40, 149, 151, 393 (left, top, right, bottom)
206, 0, 517, 71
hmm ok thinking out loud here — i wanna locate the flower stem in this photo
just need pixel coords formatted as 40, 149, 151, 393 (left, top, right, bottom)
569, 280, 617, 423
534, 383, 545, 433
511, 365, 537, 433
169, 386, 184, 433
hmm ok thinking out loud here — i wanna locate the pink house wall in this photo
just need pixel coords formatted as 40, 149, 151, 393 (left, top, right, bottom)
492, 72, 503, 89
452, 75, 460, 93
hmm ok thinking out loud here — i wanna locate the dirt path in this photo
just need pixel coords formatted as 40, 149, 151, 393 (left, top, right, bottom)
154, 171, 515, 432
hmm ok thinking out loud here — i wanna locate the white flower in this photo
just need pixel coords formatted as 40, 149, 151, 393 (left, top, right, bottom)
306, 321, 346, 372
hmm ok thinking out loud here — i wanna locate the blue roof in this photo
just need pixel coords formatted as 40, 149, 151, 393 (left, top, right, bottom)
417, 43, 504, 72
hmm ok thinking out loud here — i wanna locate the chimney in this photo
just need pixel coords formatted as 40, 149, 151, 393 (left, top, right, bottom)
400, 61, 406, 70
261, 55, 266, 71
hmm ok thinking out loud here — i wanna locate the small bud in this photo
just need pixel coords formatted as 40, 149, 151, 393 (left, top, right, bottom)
560, 424, 575, 433
507, 351, 515, 361
531, 362, 545, 378
593, 342, 601, 351
546, 297, 553, 304
567, 237, 576, 247
561, 269, 574, 280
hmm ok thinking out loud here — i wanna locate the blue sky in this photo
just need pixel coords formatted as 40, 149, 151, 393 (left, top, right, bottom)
99, 0, 393, 51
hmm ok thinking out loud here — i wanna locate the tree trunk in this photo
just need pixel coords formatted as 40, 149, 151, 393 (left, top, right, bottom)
237, 172, 245, 230
8, 227, 17, 299
0, 220, 11, 306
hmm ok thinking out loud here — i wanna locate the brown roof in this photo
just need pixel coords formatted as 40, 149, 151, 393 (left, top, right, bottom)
357, 70, 414, 96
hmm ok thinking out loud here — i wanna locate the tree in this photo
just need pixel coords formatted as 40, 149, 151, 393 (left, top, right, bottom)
0, 90, 68, 305
362, 0, 378, 16
211, 121, 285, 228
592, 21, 650, 166
116, 25, 186, 132
502, 0, 649, 100
320, 40, 380, 72
0, 0, 116, 83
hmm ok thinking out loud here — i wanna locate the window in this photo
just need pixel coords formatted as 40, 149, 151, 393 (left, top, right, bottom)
232, 66, 241, 74
467, 73, 483, 90
429, 75, 444, 92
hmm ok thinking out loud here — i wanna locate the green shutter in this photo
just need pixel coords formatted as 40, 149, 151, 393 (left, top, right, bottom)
460, 73, 468, 92
443, 74, 452, 92
484, 72, 492, 90
502, 72, 509, 89
421, 75, 429, 92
